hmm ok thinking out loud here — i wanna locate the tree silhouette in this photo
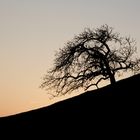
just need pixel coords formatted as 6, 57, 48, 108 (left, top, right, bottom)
41, 25, 140, 96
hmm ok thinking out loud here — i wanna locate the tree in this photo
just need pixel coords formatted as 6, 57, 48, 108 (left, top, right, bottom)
41, 25, 140, 96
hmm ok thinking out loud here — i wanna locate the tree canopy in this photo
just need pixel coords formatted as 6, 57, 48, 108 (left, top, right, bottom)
41, 25, 140, 96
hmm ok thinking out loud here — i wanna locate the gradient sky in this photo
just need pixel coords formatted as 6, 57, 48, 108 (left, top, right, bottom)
0, 0, 140, 117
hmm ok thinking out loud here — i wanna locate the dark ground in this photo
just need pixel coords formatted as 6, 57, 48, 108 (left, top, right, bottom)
0, 74, 140, 137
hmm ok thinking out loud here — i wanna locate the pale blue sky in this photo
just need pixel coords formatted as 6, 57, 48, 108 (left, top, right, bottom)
0, 0, 140, 116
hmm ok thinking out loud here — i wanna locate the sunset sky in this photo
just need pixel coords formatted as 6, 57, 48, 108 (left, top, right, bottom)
0, 0, 140, 117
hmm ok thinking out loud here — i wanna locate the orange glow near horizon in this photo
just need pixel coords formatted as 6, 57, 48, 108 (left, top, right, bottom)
0, 0, 140, 117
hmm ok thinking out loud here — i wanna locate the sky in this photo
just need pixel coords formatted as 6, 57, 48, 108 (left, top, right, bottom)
0, 0, 140, 117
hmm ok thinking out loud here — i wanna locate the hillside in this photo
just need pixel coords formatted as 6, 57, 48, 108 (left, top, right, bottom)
0, 74, 140, 135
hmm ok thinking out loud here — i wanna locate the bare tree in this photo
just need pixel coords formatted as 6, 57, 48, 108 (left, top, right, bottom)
41, 25, 140, 96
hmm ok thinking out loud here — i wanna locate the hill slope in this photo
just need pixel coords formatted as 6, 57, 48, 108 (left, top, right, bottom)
0, 74, 140, 134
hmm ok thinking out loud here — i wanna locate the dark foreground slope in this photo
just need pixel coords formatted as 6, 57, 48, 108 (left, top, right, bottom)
0, 74, 140, 136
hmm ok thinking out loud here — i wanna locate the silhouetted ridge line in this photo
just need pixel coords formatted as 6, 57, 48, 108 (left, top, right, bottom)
0, 74, 139, 131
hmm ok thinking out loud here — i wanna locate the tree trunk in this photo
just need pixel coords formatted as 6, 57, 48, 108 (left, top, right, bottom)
99, 52, 116, 85
103, 58, 116, 85
109, 73, 116, 84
